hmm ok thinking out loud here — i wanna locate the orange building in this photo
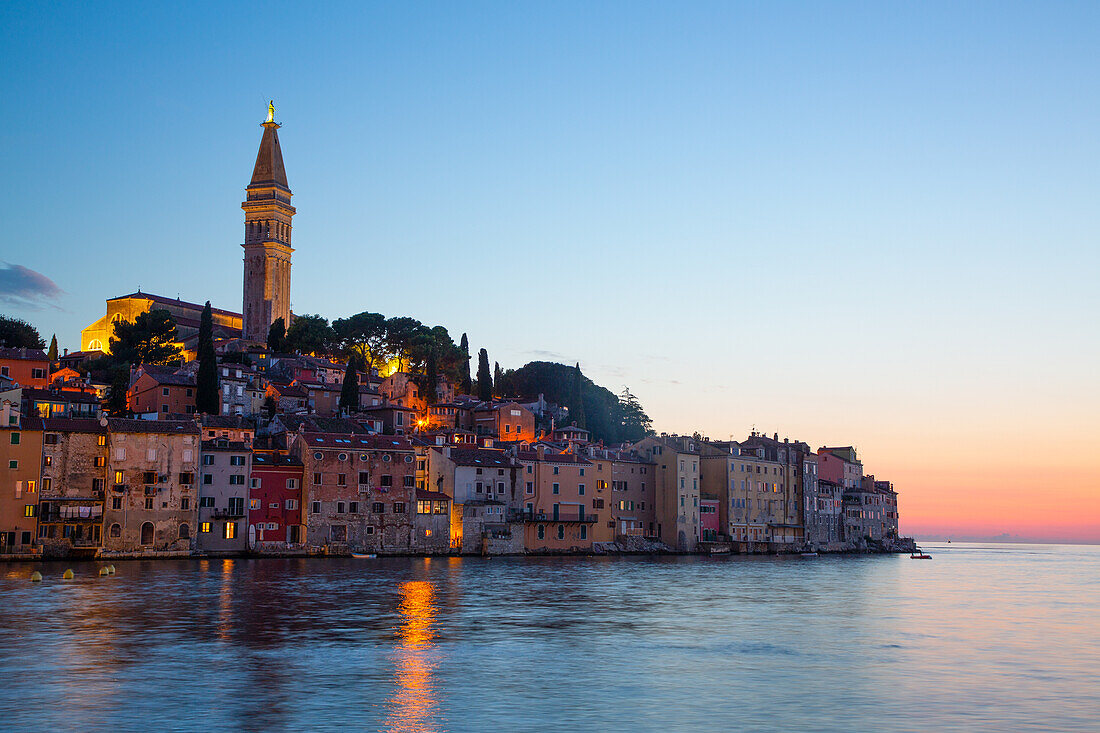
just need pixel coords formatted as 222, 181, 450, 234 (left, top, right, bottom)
0, 415, 44, 555
517, 446, 597, 552
128, 367, 197, 417
473, 401, 536, 442
0, 347, 50, 389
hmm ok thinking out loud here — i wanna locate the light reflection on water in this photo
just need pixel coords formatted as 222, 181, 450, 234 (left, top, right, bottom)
0, 544, 1097, 732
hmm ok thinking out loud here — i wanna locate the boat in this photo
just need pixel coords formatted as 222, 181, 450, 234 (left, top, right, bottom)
910, 546, 932, 559
800, 552, 818, 558
351, 553, 377, 559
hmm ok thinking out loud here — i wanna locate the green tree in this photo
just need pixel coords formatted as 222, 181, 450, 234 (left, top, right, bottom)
570, 363, 587, 429
618, 387, 654, 441
459, 333, 472, 395
332, 311, 389, 375
383, 316, 423, 371
285, 314, 334, 356
46, 334, 58, 362
476, 348, 492, 401
493, 362, 503, 397
266, 317, 287, 352
424, 346, 439, 405
195, 302, 219, 414
0, 315, 45, 349
339, 353, 360, 413
106, 365, 131, 417
109, 309, 181, 365
262, 394, 278, 420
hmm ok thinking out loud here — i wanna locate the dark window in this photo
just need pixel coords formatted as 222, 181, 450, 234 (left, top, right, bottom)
393, 502, 406, 514
372, 502, 384, 514
380, 475, 392, 487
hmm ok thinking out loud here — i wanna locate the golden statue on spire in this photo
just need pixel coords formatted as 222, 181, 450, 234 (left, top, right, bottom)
266, 100, 275, 123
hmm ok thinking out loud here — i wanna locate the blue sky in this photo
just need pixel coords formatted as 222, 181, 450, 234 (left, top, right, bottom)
2, 1, 1098, 537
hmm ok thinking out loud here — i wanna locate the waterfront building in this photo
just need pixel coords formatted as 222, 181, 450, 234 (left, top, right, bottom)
516, 446, 596, 552
414, 488, 453, 553
291, 432, 417, 552
422, 445, 520, 553
37, 418, 108, 556
241, 102, 295, 343
628, 435, 700, 551
700, 440, 794, 545
817, 446, 864, 489
700, 498, 720, 541
739, 433, 808, 544
102, 419, 199, 553
0, 347, 50, 389
584, 446, 655, 543
248, 450, 304, 551
809, 476, 845, 545
196, 437, 251, 554
0, 414, 43, 555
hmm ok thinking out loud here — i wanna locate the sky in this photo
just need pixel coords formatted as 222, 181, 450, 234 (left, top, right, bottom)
1, 1, 1097, 542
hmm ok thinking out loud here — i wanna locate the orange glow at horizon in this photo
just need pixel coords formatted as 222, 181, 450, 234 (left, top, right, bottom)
384, 581, 440, 733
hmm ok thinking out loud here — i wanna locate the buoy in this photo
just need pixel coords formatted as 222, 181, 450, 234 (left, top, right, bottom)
62, 569, 74, 580
30, 571, 42, 582
99, 567, 110, 576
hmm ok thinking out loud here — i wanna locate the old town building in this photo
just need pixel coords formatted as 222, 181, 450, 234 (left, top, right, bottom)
0, 347, 50, 389
196, 437, 251, 554
248, 451, 304, 551
0, 415, 43, 555
516, 446, 597, 552
291, 432, 417, 553
80, 291, 241, 356
102, 419, 199, 554
423, 445, 521, 553
628, 435, 700, 551
37, 418, 108, 556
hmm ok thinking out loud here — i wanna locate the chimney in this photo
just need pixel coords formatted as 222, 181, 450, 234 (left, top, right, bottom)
537, 445, 547, 460
773, 432, 779, 441
63, 348, 68, 356
443, 445, 451, 458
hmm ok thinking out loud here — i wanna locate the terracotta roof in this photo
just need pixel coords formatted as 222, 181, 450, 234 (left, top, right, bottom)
22, 388, 101, 404
251, 452, 303, 468
0, 347, 49, 361
107, 291, 241, 319
434, 447, 517, 468
516, 450, 592, 465
107, 418, 200, 435
199, 414, 254, 429
302, 433, 413, 450
40, 418, 107, 433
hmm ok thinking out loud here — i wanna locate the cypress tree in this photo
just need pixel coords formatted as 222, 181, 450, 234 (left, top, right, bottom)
267, 317, 286, 352
477, 348, 492, 401
47, 334, 58, 362
195, 301, 219, 414
493, 362, 503, 396
425, 346, 439, 405
106, 365, 131, 417
571, 362, 587, 428
459, 333, 472, 395
339, 354, 360, 414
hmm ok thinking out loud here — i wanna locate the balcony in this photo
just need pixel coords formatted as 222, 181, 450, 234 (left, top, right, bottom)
211, 508, 246, 519
514, 509, 597, 523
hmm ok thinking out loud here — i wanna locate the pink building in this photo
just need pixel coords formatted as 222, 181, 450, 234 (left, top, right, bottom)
700, 498, 720, 542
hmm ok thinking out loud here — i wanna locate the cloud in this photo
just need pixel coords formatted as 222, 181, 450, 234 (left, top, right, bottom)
524, 349, 566, 360
0, 263, 64, 309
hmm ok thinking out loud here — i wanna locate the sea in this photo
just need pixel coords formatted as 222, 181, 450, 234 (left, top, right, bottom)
0, 542, 1096, 732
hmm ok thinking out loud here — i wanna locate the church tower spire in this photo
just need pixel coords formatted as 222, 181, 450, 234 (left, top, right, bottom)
242, 100, 295, 343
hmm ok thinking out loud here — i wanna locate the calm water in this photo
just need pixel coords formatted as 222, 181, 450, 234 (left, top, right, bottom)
0, 543, 1097, 732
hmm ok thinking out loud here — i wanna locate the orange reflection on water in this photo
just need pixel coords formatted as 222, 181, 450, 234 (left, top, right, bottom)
385, 580, 440, 733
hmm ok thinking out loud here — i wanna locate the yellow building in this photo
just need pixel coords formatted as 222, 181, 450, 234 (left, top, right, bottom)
80, 291, 242, 356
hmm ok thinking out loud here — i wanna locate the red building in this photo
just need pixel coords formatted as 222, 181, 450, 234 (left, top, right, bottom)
128, 366, 197, 416
248, 451, 304, 551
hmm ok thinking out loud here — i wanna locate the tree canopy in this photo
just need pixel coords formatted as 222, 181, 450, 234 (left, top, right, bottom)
285, 314, 335, 356
266, 317, 287, 352
0, 315, 45, 349
109, 309, 182, 365
496, 361, 654, 443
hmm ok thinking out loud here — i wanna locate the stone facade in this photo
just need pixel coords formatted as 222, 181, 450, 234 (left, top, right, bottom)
102, 419, 199, 554
293, 433, 417, 553
629, 435, 701, 551
37, 418, 108, 556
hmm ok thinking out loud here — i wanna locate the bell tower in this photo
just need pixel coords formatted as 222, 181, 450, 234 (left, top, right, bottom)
242, 101, 295, 343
